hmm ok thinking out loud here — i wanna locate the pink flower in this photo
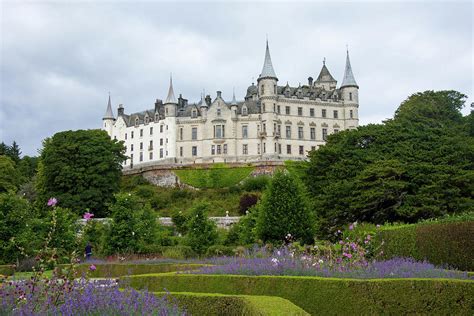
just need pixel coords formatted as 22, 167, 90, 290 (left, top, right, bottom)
349, 224, 354, 231
47, 198, 57, 207
366, 235, 371, 240
89, 264, 96, 271
343, 253, 353, 259
376, 224, 381, 229
83, 212, 94, 221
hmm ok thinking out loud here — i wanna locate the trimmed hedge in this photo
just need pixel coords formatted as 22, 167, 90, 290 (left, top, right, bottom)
175, 164, 254, 189
59, 263, 204, 278
156, 292, 309, 315
124, 274, 474, 315
0, 265, 15, 276
375, 221, 474, 270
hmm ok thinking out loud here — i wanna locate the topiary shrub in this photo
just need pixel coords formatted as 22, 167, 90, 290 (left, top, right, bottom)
185, 203, 218, 255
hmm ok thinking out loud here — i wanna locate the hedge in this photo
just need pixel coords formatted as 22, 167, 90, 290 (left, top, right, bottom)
124, 274, 474, 315
175, 164, 254, 189
375, 221, 474, 271
0, 265, 15, 276
58, 263, 204, 278
156, 292, 309, 316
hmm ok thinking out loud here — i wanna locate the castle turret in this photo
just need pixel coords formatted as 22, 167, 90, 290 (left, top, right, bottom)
102, 94, 115, 136
164, 75, 177, 160
199, 92, 208, 119
230, 88, 238, 120
340, 49, 359, 129
164, 75, 177, 117
257, 40, 278, 98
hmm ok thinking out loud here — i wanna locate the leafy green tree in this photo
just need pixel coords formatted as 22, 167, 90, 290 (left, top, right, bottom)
36, 129, 126, 217
185, 203, 218, 255
256, 171, 315, 245
171, 210, 189, 235
0, 155, 20, 193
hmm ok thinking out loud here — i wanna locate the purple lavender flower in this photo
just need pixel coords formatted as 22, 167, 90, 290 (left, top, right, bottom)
47, 197, 57, 207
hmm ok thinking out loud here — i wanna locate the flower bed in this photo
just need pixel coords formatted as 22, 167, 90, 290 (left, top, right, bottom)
124, 273, 474, 315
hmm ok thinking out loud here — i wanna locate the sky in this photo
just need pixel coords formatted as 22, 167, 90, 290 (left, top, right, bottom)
1, 0, 472, 156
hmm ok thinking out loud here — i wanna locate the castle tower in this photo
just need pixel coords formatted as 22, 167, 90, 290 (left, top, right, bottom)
164, 75, 178, 117
257, 40, 278, 99
102, 94, 115, 136
340, 49, 359, 128
164, 75, 178, 160
230, 88, 238, 120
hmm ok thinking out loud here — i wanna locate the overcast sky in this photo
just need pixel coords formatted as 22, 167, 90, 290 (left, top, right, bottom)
1, 0, 472, 156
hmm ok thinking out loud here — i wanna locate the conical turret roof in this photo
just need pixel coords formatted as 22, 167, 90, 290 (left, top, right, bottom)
316, 61, 336, 82
199, 93, 208, 107
165, 75, 177, 104
259, 40, 277, 79
103, 94, 115, 120
341, 50, 358, 88
231, 88, 237, 105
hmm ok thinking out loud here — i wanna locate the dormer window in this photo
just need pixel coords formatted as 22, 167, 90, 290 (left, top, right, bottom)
155, 113, 159, 121
191, 109, 197, 118
242, 106, 248, 116
145, 116, 149, 124
135, 118, 139, 126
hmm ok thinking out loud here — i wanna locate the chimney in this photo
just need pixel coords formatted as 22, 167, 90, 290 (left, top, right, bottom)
155, 99, 162, 112
308, 77, 313, 86
216, 91, 222, 98
118, 104, 124, 116
205, 94, 211, 105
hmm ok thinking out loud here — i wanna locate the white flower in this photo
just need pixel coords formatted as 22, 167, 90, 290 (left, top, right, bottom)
276, 251, 281, 256
318, 259, 324, 264
271, 258, 279, 266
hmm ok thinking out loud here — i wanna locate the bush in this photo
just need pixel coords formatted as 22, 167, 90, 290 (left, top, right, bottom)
185, 203, 218, 255
206, 245, 235, 257
126, 274, 474, 315
239, 193, 259, 215
161, 246, 196, 259
171, 211, 189, 235
240, 176, 270, 192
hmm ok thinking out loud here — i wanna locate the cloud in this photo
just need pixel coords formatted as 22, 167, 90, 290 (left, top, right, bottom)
1, 1, 472, 156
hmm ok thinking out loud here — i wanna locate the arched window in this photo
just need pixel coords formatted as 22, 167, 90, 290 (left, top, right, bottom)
349, 92, 353, 101
145, 116, 149, 124
135, 118, 139, 126
191, 109, 197, 118
242, 106, 248, 116
155, 113, 159, 121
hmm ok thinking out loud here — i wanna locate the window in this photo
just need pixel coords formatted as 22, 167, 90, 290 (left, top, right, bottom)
243, 144, 248, 155
223, 144, 227, 154
322, 109, 327, 118
131, 131, 134, 139
145, 116, 149, 124
286, 145, 291, 154
263, 142, 266, 153
179, 127, 183, 141
130, 154, 133, 164
274, 84, 276, 94
322, 128, 328, 141
155, 113, 159, 121
273, 123, 276, 135
217, 108, 221, 116
333, 110, 338, 119
125, 133, 127, 140
263, 103, 266, 112
277, 124, 281, 136
149, 152, 153, 160
273, 104, 276, 112
277, 105, 281, 114
310, 108, 315, 117
192, 127, 197, 140
160, 138, 163, 146
242, 125, 248, 138
139, 152, 143, 162
274, 142, 277, 152
211, 145, 215, 155
114, 136, 117, 140
180, 147, 183, 157
299, 146, 304, 155
285, 106, 290, 115
192, 146, 197, 156
311, 146, 316, 151
278, 144, 282, 154
286, 126, 291, 139
140, 129, 143, 137
125, 145, 127, 152
263, 123, 266, 133
150, 127, 153, 135
349, 92, 353, 101
131, 144, 134, 151
160, 125, 163, 133
242, 106, 248, 116
261, 85, 264, 94
298, 126, 304, 139
160, 148, 163, 158
135, 118, 139, 126
140, 142, 143, 150
192, 109, 197, 118
214, 125, 225, 138
350, 110, 354, 119
334, 129, 339, 133
298, 107, 303, 116
310, 127, 316, 140
217, 145, 221, 155
257, 143, 261, 154
149, 140, 153, 150
165, 108, 168, 115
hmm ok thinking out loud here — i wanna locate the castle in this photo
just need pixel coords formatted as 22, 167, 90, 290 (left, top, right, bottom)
102, 41, 359, 168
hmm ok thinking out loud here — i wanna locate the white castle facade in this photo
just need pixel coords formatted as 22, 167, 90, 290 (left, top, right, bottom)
102, 42, 360, 168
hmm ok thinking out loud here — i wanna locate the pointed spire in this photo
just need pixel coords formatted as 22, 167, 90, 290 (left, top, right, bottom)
231, 88, 237, 105
165, 74, 177, 104
103, 93, 115, 120
200, 92, 208, 107
259, 40, 277, 79
341, 49, 358, 88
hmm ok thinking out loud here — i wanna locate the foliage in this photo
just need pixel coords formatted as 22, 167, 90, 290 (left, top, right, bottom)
174, 164, 255, 189
36, 129, 126, 217
305, 91, 474, 237
226, 207, 259, 246
80, 220, 108, 257
238, 193, 259, 215
185, 203, 218, 255
126, 274, 474, 315
239, 175, 270, 192
171, 211, 189, 235
256, 171, 315, 245
0, 155, 21, 193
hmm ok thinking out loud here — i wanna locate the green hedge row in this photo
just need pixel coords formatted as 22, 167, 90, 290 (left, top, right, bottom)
156, 292, 309, 316
375, 221, 474, 271
0, 265, 15, 276
174, 164, 254, 189
59, 263, 204, 278
124, 274, 474, 315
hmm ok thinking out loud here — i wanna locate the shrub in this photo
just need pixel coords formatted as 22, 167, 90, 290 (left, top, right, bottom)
206, 245, 235, 257
171, 211, 189, 235
185, 203, 218, 255
239, 193, 259, 215
240, 176, 270, 192
162, 246, 196, 259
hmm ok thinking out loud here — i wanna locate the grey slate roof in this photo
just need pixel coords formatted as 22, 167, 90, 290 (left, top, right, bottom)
165, 76, 177, 104
316, 64, 336, 83
259, 41, 277, 79
277, 84, 340, 100
103, 95, 115, 120
341, 50, 358, 88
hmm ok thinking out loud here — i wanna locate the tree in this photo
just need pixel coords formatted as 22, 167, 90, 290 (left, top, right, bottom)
256, 171, 315, 245
0, 155, 20, 193
36, 130, 126, 217
185, 203, 218, 255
